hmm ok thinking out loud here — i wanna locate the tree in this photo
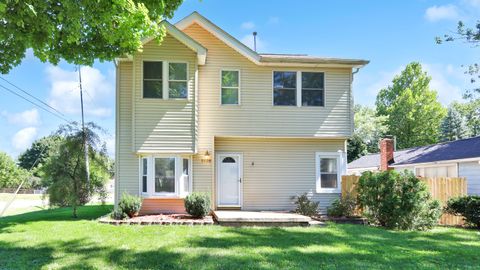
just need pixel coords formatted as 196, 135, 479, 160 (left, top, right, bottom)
436, 21, 480, 99
452, 100, 480, 137
376, 62, 446, 149
0, 151, 29, 189
40, 122, 110, 217
347, 105, 388, 162
0, 0, 184, 74
347, 134, 367, 163
18, 135, 63, 174
353, 105, 388, 153
440, 106, 468, 142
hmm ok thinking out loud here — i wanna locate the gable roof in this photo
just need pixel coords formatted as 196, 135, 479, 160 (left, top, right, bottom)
175, 12, 369, 68
348, 136, 480, 169
117, 20, 208, 65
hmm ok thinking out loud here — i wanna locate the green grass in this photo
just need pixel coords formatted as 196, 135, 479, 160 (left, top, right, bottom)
0, 205, 479, 269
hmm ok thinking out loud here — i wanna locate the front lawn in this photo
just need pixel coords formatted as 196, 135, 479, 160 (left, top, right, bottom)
0, 205, 479, 269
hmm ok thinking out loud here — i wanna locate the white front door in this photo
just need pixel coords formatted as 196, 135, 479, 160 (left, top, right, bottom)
217, 153, 242, 207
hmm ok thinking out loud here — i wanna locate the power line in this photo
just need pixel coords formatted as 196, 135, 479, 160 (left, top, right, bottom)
0, 83, 73, 124
0, 76, 67, 117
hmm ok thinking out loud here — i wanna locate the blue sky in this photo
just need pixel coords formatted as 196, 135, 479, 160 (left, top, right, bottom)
0, 0, 479, 158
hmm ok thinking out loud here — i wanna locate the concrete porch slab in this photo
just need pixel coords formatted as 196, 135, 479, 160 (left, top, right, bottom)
212, 210, 311, 226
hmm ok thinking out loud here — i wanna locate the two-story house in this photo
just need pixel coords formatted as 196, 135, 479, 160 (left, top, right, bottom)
115, 12, 368, 214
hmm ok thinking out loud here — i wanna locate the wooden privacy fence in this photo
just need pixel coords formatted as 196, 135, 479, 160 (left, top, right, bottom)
341, 175, 467, 226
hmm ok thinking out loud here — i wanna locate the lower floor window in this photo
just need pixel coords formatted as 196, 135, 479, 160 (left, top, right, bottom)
316, 152, 345, 193
140, 156, 191, 197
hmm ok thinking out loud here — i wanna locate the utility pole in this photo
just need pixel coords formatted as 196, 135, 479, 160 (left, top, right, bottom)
78, 66, 90, 188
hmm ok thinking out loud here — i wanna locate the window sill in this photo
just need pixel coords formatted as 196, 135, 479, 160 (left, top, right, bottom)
315, 189, 341, 194
141, 193, 187, 199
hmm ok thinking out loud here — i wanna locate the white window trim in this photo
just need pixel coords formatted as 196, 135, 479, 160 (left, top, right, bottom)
272, 70, 326, 107
220, 69, 241, 105
142, 60, 189, 100
315, 151, 346, 193
413, 163, 459, 177
138, 155, 192, 198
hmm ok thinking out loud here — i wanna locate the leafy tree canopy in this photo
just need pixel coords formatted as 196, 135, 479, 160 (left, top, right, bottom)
0, 0, 184, 74
0, 151, 29, 189
18, 135, 63, 174
376, 62, 446, 149
452, 99, 480, 137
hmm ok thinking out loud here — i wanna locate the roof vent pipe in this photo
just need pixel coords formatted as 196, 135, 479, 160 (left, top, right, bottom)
253, 32, 257, 52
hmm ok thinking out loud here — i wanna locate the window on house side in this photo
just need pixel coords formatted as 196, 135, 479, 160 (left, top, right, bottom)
143, 61, 163, 98
302, 72, 324, 106
221, 70, 240, 104
169, 63, 188, 98
273, 71, 296, 106
320, 158, 338, 188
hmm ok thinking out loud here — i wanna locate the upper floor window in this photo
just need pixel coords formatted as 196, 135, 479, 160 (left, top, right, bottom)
143, 61, 188, 99
273, 71, 296, 106
273, 71, 325, 107
302, 72, 324, 106
169, 63, 188, 98
221, 70, 240, 105
143, 61, 163, 98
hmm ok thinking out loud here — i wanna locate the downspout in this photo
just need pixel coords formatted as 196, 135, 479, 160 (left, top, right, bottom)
349, 68, 360, 138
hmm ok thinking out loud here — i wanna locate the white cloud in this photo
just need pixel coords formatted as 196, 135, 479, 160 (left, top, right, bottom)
241, 21, 255, 30
2, 108, 40, 126
267, 16, 280, 24
46, 65, 114, 118
241, 34, 267, 52
423, 63, 464, 105
463, 0, 480, 7
12, 127, 37, 151
425, 5, 459, 22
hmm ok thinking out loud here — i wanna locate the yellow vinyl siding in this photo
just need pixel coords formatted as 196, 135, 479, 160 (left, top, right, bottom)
215, 137, 345, 211
183, 23, 353, 154
116, 61, 139, 197
132, 34, 197, 153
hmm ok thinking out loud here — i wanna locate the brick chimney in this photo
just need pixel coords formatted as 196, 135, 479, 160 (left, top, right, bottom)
380, 138, 394, 171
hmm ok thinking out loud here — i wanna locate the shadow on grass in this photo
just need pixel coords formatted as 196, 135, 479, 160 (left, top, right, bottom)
0, 205, 112, 232
0, 207, 478, 269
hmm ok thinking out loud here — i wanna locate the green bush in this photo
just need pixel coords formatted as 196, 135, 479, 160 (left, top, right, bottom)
118, 192, 142, 218
357, 170, 442, 230
184, 192, 211, 218
292, 193, 319, 216
445, 196, 480, 228
110, 209, 127, 220
327, 194, 357, 217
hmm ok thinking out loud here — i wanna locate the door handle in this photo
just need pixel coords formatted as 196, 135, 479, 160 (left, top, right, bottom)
239, 177, 242, 183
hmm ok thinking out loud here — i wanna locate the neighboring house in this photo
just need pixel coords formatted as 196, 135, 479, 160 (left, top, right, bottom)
115, 12, 368, 214
348, 137, 480, 195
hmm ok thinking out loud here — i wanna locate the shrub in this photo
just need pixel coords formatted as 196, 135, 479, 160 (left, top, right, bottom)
357, 170, 442, 230
292, 193, 319, 216
327, 194, 357, 217
184, 192, 211, 218
118, 192, 142, 218
445, 196, 480, 228
111, 209, 127, 220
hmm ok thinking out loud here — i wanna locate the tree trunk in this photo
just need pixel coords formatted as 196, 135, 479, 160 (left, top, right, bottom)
73, 204, 78, 218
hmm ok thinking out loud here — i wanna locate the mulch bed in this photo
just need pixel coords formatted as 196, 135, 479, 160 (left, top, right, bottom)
98, 213, 215, 226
